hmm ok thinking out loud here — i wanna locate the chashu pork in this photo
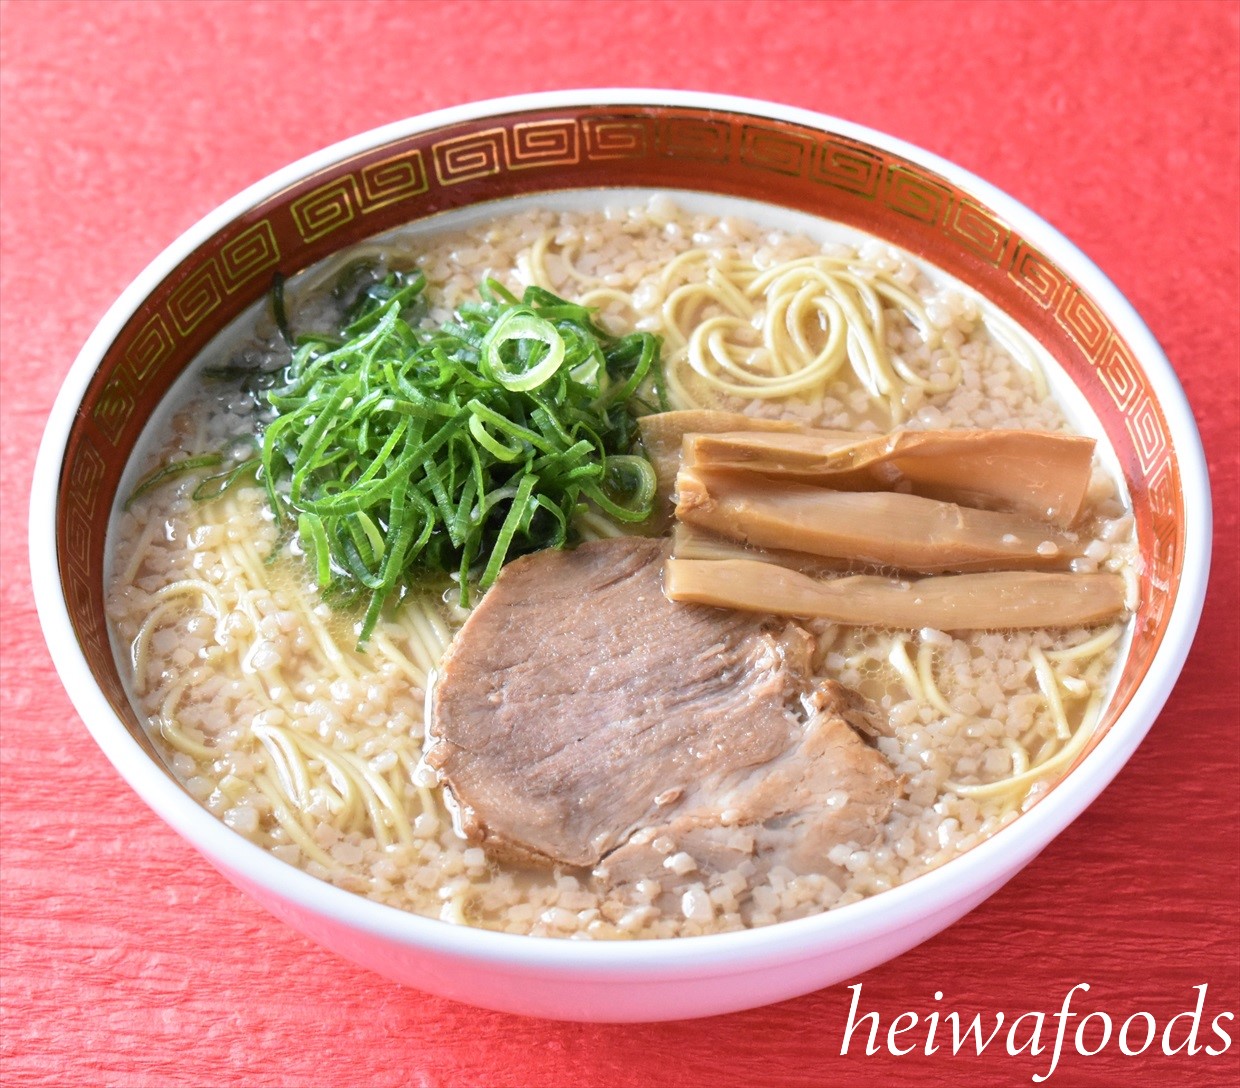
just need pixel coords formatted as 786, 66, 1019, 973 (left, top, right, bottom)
597, 681, 899, 907
423, 536, 900, 890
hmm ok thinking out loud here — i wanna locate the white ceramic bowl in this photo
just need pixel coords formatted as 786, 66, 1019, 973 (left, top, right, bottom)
30, 90, 1210, 1021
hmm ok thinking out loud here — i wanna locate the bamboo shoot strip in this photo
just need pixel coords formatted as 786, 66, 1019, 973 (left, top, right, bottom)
663, 559, 1127, 629
686, 428, 1096, 527
675, 466, 1083, 572
637, 409, 817, 514
670, 522, 857, 576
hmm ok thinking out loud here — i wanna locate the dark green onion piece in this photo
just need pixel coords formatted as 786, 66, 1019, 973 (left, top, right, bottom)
271, 271, 294, 348
191, 457, 261, 502
126, 453, 224, 509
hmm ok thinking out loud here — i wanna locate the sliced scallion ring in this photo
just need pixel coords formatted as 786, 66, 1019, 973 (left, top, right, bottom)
589, 454, 658, 522
468, 412, 524, 462
481, 310, 566, 391
606, 455, 658, 511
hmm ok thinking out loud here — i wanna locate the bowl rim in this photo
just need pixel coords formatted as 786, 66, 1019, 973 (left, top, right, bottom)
29, 87, 1212, 978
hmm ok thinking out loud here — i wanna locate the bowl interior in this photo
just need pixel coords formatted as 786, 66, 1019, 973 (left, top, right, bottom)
53, 99, 1188, 860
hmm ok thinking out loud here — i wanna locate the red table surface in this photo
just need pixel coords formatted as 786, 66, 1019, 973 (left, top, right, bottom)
1, 2, 1236, 1086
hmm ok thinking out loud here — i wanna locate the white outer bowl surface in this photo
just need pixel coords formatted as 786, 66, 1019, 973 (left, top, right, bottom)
29, 90, 1211, 1022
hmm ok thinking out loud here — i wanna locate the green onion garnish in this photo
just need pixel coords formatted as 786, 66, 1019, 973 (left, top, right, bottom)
260, 269, 662, 645
126, 453, 224, 509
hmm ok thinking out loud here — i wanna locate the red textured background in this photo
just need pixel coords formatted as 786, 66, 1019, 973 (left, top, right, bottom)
1, 2, 1236, 1086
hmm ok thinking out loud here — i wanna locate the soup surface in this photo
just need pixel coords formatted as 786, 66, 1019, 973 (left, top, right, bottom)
106, 197, 1134, 938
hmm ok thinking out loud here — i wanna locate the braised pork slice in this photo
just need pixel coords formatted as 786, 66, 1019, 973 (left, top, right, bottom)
425, 536, 817, 867
424, 536, 899, 881
597, 681, 899, 904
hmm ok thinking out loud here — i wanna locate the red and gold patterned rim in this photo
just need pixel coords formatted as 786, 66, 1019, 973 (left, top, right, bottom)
57, 104, 1183, 771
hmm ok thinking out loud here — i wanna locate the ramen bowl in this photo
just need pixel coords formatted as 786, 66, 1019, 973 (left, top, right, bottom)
29, 90, 1210, 1021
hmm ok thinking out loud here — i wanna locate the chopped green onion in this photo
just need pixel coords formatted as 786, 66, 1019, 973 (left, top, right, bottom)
257, 268, 663, 644
297, 512, 333, 587
191, 457, 260, 502
271, 271, 294, 347
481, 310, 566, 392
126, 453, 224, 508
468, 412, 524, 462
601, 455, 658, 517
